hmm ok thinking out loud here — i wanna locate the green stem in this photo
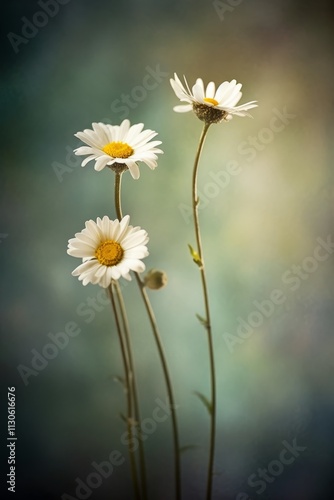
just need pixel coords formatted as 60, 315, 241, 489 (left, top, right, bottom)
108, 283, 141, 500
191, 123, 216, 500
114, 171, 181, 500
114, 172, 148, 499
114, 280, 148, 500
114, 172, 122, 219
134, 272, 181, 500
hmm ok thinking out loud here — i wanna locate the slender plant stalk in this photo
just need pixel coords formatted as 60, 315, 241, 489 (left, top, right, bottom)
191, 123, 216, 500
114, 172, 182, 500
114, 172, 123, 220
134, 273, 181, 500
114, 279, 148, 500
114, 172, 148, 499
108, 283, 141, 500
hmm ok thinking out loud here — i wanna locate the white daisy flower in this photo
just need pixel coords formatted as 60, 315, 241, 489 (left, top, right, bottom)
67, 215, 149, 287
170, 73, 258, 123
74, 120, 163, 180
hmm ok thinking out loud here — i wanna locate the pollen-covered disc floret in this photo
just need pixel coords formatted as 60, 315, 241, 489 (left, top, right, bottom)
67, 215, 149, 287
95, 240, 124, 266
170, 73, 258, 123
74, 120, 163, 179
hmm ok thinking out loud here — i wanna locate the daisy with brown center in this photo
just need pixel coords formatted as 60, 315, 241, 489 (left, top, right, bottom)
74, 120, 163, 179
170, 72, 258, 500
67, 215, 149, 288
170, 73, 257, 124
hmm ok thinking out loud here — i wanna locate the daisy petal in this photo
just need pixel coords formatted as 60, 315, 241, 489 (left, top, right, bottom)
206, 81, 216, 99
126, 161, 140, 180
173, 104, 193, 113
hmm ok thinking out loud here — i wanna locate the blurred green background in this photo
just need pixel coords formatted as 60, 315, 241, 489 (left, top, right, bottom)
1, 0, 334, 498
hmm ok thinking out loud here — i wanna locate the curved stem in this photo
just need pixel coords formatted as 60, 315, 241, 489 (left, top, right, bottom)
108, 283, 141, 500
114, 281, 148, 500
134, 272, 181, 500
191, 123, 216, 500
114, 171, 181, 500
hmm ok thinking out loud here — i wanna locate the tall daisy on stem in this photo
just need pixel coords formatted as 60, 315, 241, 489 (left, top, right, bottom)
74, 119, 182, 500
170, 73, 257, 500
67, 214, 150, 499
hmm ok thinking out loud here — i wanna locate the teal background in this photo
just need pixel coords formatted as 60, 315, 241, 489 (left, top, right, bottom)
1, 0, 334, 498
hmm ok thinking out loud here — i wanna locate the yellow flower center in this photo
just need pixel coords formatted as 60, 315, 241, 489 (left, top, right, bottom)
203, 97, 219, 106
95, 240, 124, 266
102, 141, 134, 158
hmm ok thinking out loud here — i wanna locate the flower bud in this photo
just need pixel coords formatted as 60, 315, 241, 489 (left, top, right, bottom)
143, 269, 168, 290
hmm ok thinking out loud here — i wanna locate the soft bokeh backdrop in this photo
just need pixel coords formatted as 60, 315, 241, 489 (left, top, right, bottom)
1, 0, 334, 498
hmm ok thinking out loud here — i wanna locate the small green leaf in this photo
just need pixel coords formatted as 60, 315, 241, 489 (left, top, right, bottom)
119, 414, 138, 427
119, 412, 127, 423
114, 376, 127, 393
114, 375, 125, 386
196, 313, 208, 328
194, 391, 212, 416
188, 244, 202, 267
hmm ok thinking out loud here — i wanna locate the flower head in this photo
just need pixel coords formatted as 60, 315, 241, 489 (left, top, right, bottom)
170, 73, 257, 124
74, 120, 163, 179
67, 215, 149, 287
